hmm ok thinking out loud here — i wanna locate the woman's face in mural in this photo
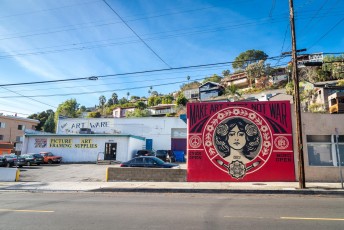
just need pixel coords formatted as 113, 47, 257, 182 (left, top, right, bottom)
227, 125, 247, 150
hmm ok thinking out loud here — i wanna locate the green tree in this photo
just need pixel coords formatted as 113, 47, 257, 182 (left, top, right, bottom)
337, 79, 344, 86
180, 81, 201, 91
28, 109, 54, 131
245, 60, 266, 87
136, 101, 147, 110
285, 82, 294, 95
99, 95, 106, 107
106, 98, 114, 106
176, 93, 188, 106
55, 99, 80, 126
322, 54, 344, 79
226, 84, 241, 99
56, 99, 79, 118
111, 93, 119, 104
87, 111, 101, 118
232, 49, 268, 71
79, 106, 87, 112
118, 97, 128, 105
222, 69, 230, 77
42, 113, 55, 133
126, 109, 150, 117
202, 74, 222, 83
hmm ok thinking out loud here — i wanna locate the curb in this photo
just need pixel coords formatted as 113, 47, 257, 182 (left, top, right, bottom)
88, 188, 344, 195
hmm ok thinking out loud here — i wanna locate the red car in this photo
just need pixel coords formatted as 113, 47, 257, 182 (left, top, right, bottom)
40, 152, 62, 164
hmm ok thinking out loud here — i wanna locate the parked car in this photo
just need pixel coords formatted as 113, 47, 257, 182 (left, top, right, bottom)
135, 149, 155, 157
155, 150, 169, 162
0, 155, 8, 167
21, 153, 44, 166
2, 154, 26, 168
120, 156, 180, 168
40, 152, 62, 164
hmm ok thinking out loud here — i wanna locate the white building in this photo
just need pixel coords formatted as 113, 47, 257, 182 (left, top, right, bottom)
22, 117, 187, 163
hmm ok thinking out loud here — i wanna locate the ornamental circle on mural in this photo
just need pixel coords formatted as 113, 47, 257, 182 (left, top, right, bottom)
274, 136, 289, 150
189, 135, 202, 149
202, 107, 273, 178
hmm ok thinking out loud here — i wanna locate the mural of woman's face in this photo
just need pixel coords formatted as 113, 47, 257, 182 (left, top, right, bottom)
228, 125, 246, 150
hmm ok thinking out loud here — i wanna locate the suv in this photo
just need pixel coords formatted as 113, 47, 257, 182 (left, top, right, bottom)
40, 152, 62, 164
135, 150, 154, 157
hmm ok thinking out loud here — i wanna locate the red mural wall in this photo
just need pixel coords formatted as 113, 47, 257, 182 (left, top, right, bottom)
187, 101, 295, 182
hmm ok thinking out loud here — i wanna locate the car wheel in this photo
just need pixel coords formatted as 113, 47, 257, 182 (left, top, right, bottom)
37, 163, 40, 166
48, 159, 53, 164
19, 165, 23, 168
27, 162, 31, 166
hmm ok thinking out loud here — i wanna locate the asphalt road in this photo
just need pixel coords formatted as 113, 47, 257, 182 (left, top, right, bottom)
0, 192, 343, 230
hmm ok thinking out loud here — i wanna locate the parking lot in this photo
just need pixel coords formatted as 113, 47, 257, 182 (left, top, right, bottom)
18, 164, 110, 182
17, 163, 187, 182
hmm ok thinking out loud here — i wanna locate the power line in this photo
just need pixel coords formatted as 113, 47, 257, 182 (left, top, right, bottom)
308, 16, 344, 50
0, 55, 289, 88
0, 86, 56, 108
102, 0, 171, 68
0, 61, 291, 99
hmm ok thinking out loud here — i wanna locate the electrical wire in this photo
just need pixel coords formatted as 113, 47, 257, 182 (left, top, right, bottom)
0, 55, 290, 87
102, 0, 171, 68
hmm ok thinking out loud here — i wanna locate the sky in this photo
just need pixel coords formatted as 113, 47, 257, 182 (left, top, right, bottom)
0, 0, 343, 117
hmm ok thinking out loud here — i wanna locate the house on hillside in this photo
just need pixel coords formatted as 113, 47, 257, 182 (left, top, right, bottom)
199, 82, 225, 101
311, 84, 344, 112
269, 67, 289, 85
221, 72, 249, 89
183, 88, 199, 100
149, 104, 176, 117
113, 107, 136, 118
329, 92, 344, 114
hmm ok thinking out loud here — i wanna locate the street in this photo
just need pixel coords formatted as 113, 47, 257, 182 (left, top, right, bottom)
0, 192, 343, 230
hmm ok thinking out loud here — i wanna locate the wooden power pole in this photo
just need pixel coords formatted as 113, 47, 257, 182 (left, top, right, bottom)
289, 0, 306, 189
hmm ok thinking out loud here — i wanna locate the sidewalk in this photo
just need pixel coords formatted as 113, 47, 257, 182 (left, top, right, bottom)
0, 181, 343, 195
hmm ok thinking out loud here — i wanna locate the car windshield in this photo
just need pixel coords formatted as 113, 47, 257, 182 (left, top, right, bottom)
33, 154, 42, 157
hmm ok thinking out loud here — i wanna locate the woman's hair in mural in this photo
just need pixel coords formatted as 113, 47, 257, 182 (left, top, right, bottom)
214, 117, 260, 160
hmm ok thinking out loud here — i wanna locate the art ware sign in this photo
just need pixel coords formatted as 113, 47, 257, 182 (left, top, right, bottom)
187, 101, 295, 182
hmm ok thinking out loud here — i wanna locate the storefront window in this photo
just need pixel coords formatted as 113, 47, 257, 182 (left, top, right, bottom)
307, 135, 344, 167
307, 144, 333, 166
336, 144, 344, 166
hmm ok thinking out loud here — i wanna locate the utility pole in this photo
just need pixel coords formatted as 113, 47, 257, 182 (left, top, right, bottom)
289, 0, 306, 189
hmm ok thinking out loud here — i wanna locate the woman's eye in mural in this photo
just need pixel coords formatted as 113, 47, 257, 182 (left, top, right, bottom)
238, 132, 245, 137
229, 132, 235, 137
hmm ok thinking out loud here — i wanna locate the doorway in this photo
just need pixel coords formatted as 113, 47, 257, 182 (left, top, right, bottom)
104, 142, 117, 160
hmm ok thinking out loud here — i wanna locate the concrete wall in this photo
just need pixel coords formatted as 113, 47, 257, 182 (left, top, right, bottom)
292, 109, 344, 182
22, 134, 144, 163
107, 167, 187, 182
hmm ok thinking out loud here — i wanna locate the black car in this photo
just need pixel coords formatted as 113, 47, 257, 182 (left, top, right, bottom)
0, 155, 8, 167
2, 154, 26, 168
120, 156, 180, 168
21, 153, 44, 166
135, 150, 155, 157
